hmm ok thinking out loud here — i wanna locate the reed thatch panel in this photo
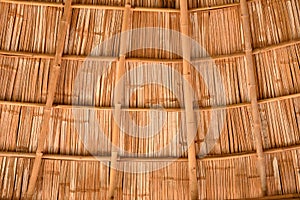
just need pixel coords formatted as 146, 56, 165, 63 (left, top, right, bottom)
259, 97, 300, 150
0, 157, 33, 199
189, 7, 243, 58
292, 149, 300, 193
248, 0, 300, 49
31, 160, 110, 199
115, 162, 189, 200
188, 0, 240, 9
255, 44, 300, 100
0, 105, 43, 153
118, 111, 187, 158
0, 56, 51, 103
150, 162, 190, 200
124, 62, 183, 108
71, 0, 125, 6
195, 106, 255, 156
0, 3, 62, 53
55, 60, 115, 107
197, 157, 261, 199
265, 150, 300, 196
123, 59, 248, 109
64, 8, 123, 56
130, 0, 179, 8
23, 0, 64, 2
44, 108, 112, 156
128, 12, 182, 59
0, 105, 21, 152
193, 58, 248, 107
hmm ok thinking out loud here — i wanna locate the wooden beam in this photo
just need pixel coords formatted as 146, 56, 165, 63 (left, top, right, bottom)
240, 0, 267, 196
107, 1, 131, 199
179, 0, 199, 199
26, 0, 73, 198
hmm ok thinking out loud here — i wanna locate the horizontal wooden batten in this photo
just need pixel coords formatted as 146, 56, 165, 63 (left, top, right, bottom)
0, 0, 290, 17
71, 4, 124, 10
0, 50, 54, 59
62, 55, 118, 61
126, 57, 183, 63
189, 2, 240, 12
0, 0, 278, 13
0, 0, 241, 12
192, 52, 246, 62
0, 38, 299, 62
0, 143, 299, 162
252, 38, 300, 55
243, 193, 300, 200
0, 0, 63, 7
0, 92, 299, 112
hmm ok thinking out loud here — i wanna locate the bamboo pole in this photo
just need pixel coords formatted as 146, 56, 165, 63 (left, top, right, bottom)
240, 0, 267, 196
26, 0, 73, 198
108, 1, 131, 199
179, 0, 199, 199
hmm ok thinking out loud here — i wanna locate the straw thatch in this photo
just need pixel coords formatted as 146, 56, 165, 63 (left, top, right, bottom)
0, 0, 300, 199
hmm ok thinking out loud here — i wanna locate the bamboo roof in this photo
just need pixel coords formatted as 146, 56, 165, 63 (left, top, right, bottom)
0, 0, 300, 199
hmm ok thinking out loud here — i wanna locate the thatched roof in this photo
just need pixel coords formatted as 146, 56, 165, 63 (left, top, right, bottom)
0, 0, 300, 199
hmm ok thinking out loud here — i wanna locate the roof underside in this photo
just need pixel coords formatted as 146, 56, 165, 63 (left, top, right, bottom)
0, 0, 300, 199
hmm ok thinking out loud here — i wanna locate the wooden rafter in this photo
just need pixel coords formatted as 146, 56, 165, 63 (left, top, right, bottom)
179, 0, 199, 199
25, 0, 73, 198
240, 0, 267, 196
107, 1, 131, 199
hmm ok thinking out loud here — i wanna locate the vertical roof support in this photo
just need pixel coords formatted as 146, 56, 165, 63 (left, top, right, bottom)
108, 1, 131, 199
179, 0, 199, 199
26, 0, 73, 198
240, 0, 267, 196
